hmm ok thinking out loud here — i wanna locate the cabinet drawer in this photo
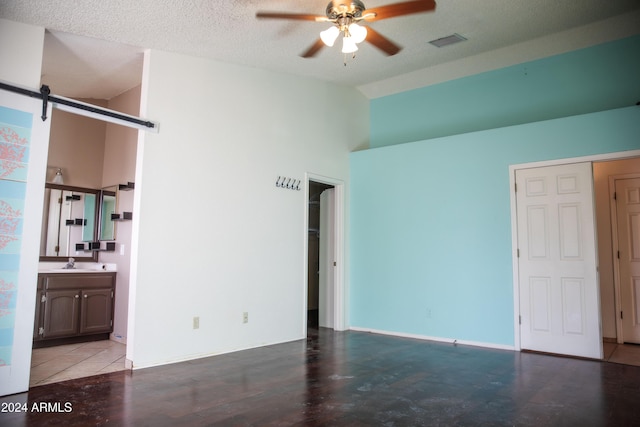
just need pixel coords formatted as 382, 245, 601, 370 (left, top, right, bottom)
44, 273, 115, 290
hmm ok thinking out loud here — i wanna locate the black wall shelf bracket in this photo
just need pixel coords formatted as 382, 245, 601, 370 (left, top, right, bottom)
118, 182, 135, 191
111, 212, 133, 221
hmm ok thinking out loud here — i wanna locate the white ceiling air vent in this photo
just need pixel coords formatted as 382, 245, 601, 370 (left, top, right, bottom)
429, 33, 467, 48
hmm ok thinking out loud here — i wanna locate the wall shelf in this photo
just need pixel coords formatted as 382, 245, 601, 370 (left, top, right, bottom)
110, 212, 132, 221
65, 218, 87, 226
75, 242, 116, 252
118, 182, 135, 191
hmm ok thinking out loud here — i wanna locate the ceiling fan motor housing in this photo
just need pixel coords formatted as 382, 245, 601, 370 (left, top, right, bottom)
326, 1, 366, 19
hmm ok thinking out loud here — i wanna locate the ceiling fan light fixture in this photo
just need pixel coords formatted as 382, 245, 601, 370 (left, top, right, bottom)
320, 26, 340, 47
348, 22, 367, 43
342, 36, 359, 54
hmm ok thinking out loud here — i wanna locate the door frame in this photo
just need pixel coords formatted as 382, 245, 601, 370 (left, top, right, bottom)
609, 173, 640, 344
509, 149, 640, 352
304, 173, 346, 333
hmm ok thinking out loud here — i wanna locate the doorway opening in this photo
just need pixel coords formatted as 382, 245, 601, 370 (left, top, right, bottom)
30, 103, 140, 387
305, 174, 346, 335
510, 151, 640, 366
25, 31, 145, 389
307, 181, 334, 329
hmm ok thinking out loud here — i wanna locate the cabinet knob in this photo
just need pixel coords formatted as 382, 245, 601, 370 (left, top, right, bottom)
84, 294, 88, 298
75, 294, 79, 299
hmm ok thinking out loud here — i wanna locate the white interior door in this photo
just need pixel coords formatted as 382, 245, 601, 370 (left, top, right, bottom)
516, 162, 602, 359
615, 178, 640, 344
319, 188, 335, 329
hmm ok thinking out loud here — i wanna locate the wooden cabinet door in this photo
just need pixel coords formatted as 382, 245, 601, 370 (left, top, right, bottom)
79, 288, 113, 335
43, 290, 80, 339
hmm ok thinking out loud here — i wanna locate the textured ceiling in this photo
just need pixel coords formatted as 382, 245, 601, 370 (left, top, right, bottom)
2, 0, 640, 100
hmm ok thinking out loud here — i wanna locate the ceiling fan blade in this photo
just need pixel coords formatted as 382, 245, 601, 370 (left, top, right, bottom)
301, 39, 326, 58
363, 0, 436, 21
256, 12, 328, 22
364, 27, 402, 56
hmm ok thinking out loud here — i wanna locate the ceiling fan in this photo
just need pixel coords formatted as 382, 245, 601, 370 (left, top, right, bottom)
256, 0, 437, 58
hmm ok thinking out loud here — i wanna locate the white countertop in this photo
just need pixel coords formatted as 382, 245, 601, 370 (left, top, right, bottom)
38, 262, 117, 273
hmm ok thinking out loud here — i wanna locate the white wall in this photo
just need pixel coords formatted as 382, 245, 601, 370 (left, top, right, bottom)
0, 19, 43, 88
128, 49, 368, 368
594, 157, 640, 339
47, 105, 106, 188
101, 85, 141, 344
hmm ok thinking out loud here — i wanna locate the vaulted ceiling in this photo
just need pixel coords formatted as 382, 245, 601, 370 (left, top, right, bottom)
2, 0, 639, 99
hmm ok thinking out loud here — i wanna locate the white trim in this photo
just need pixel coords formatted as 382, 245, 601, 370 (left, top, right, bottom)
509, 150, 640, 355
509, 169, 521, 351
510, 150, 640, 171
608, 173, 640, 344
349, 327, 516, 352
305, 173, 346, 332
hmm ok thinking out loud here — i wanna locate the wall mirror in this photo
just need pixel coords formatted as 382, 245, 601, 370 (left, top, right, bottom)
99, 186, 118, 241
40, 184, 100, 262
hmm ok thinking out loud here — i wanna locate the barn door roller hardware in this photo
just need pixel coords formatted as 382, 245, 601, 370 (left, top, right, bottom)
0, 81, 158, 131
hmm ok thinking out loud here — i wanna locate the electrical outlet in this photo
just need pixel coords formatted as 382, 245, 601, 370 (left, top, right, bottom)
193, 316, 199, 329
243, 312, 248, 324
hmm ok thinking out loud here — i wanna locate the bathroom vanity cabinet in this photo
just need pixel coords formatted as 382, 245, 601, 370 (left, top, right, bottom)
34, 272, 116, 345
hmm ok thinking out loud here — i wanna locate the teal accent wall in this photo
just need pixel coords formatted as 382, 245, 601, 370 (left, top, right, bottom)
350, 106, 640, 345
370, 35, 640, 148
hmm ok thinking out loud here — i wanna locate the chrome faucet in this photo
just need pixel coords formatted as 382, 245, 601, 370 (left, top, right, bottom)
63, 257, 75, 269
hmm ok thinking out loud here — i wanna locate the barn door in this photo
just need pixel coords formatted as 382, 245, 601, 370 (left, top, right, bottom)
0, 89, 51, 395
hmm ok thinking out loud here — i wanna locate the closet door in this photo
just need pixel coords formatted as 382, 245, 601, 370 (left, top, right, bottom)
516, 162, 602, 359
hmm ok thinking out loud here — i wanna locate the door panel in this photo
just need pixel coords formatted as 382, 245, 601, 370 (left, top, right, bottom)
319, 188, 335, 329
80, 289, 113, 334
559, 204, 582, 259
517, 162, 601, 359
615, 178, 640, 343
43, 290, 80, 339
530, 277, 551, 332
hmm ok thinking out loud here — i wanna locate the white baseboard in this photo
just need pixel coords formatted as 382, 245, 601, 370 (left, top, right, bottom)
349, 326, 516, 352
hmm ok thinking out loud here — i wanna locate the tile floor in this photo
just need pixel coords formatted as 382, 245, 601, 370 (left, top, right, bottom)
603, 341, 640, 366
30, 340, 126, 387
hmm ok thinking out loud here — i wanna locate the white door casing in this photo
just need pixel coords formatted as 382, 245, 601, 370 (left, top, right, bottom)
516, 162, 602, 359
614, 178, 640, 344
319, 188, 335, 329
